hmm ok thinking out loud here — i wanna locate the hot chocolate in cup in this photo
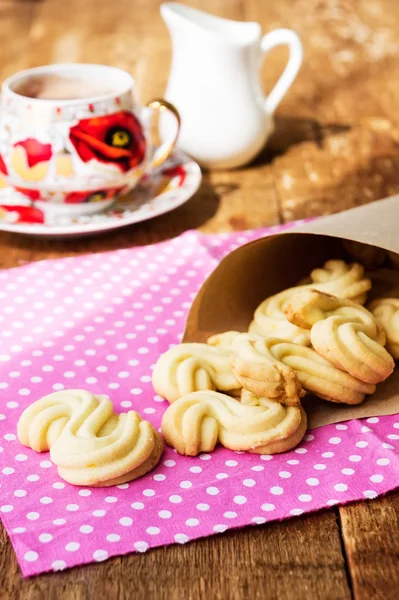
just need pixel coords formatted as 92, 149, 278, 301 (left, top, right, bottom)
0, 64, 180, 216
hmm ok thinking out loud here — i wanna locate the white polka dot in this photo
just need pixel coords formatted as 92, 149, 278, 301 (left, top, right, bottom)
251, 465, 264, 472
142, 489, 155, 497
169, 495, 182, 504
53, 518, 66, 526
80, 525, 93, 534
14, 489, 27, 497
63, 371, 75, 378
131, 502, 144, 509
356, 441, 368, 448
1, 505, 14, 513
66, 504, 79, 511
120, 400, 132, 408
164, 460, 176, 467
260, 503, 275, 512
24, 551, 38, 562
27, 512, 40, 520
174, 533, 189, 544
215, 472, 228, 480
196, 503, 210, 512
106, 534, 121, 542
39, 533, 53, 543
226, 460, 238, 467
370, 474, 384, 483
105, 496, 117, 503
78, 489, 91, 497
186, 518, 199, 527
367, 417, 379, 423
298, 494, 312, 502
199, 453, 211, 460
93, 549, 109, 561
279, 471, 292, 479
40, 496, 53, 504
4, 433, 16, 441
7, 401, 18, 409
12, 527, 26, 534
334, 483, 348, 492
52, 482, 65, 490
314, 464, 326, 470
93, 510, 106, 517
206, 486, 219, 496
15, 453, 27, 461
349, 455, 362, 462
189, 466, 202, 474
147, 526, 160, 535
119, 517, 133, 526
388, 434, 399, 440
52, 560, 67, 571
213, 524, 228, 533
306, 478, 319, 486
180, 480, 192, 489
158, 510, 172, 519
65, 542, 80, 552
342, 468, 355, 475
290, 508, 304, 516
383, 443, 394, 449
270, 486, 283, 495
329, 437, 341, 445
3, 467, 15, 475
326, 499, 339, 506
377, 458, 390, 466
295, 447, 307, 454
223, 511, 237, 519
335, 424, 348, 430
234, 495, 247, 505
363, 490, 377, 499
153, 474, 166, 481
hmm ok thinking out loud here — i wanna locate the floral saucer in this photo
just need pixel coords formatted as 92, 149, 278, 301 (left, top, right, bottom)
0, 151, 201, 237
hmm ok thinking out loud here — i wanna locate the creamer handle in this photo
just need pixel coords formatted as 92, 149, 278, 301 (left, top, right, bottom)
261, 29, 303, 115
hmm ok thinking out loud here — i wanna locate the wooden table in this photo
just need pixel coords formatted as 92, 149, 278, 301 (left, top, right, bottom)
1, 0, 399, 598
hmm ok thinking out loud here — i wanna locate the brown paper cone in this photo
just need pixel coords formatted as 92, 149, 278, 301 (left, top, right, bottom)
183, 196, 399, 429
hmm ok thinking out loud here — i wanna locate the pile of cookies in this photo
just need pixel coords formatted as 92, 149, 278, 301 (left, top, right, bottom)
156, 249, 399, 457
16, 243, 399, 487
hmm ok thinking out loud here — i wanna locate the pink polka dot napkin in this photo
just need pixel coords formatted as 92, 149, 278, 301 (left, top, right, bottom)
1, 222, 399, 577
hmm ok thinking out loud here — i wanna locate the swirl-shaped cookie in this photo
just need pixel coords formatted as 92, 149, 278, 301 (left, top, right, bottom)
209, 331, 303, 406
284, 289, 394, 384
152, 343, 240, 403
17, 390, 163, 486
210, 331, 375, 404
161, 390, 306, 456
249, 260, 371, 344
369, 298, 399, 359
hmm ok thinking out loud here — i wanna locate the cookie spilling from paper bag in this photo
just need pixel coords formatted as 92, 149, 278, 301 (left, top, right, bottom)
155, 198, 399, 455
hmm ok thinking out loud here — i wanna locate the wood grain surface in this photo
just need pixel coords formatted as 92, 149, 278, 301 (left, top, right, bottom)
1, 0, 399, 598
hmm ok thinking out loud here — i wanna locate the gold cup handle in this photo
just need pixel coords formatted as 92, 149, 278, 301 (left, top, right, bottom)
145, 99, 181, 169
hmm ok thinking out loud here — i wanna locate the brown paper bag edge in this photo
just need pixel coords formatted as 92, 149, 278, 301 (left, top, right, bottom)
184, 196, 399, 429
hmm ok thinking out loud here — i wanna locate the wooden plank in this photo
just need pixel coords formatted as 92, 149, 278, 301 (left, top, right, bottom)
339, 494, 399, 600
1, 511, 351, 599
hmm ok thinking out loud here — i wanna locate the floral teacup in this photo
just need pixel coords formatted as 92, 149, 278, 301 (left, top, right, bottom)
0, 64, 180, 215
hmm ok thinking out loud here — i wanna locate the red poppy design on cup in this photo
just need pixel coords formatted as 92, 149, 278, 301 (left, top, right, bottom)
69, 111, 146, 172
0, 204, 44, 224
64, 187, 125, 204
0, 154, 8, 175
14, 187, 42, 201
14, 139, 52, 168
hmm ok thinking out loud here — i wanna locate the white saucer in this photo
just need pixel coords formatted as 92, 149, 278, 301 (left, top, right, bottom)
0, 151, 201, 237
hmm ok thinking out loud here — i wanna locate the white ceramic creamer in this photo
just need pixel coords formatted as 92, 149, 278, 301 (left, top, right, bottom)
161, 3, 303, 169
